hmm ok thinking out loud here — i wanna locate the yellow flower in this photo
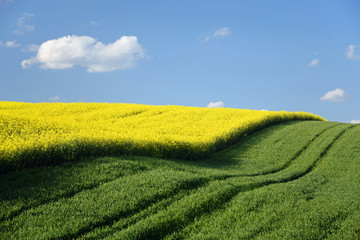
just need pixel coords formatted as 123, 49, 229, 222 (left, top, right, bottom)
0, 101, 325, 172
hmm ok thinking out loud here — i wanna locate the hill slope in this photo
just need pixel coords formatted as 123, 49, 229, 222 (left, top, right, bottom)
0, 102, 324, 172
1, 121, 360, 239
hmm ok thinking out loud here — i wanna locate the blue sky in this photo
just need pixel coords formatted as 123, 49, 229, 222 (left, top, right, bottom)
0, 0, 359, 123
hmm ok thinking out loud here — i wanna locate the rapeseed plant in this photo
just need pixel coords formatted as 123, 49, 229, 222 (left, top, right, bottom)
0, 102, 325, 172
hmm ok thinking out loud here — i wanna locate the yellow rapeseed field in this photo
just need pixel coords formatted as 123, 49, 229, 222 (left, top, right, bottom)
0, 101, 325, 172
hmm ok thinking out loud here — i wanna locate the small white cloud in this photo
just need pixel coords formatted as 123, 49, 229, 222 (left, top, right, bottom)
201, 35, 210, 43
201, 27, 231, 43
91, 21, 99, 26
13, 13, 35, 35
22, 43, 39, 52
308, 58, 319, 67
350, 120, 360, 124
49, 96, 64, 102
5, 41, 20, 47
346, 45, 360, 60
213, 27, 231, 38
21, 35, 146, 72
207, 101, 224, 108
320, 88, 349, 102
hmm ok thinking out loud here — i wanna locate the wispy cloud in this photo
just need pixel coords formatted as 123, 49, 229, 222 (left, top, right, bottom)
207, 101, 224, 108
213, 27, 231, 38
22, 35, 146, 72
346, 45, 360, 60
22, 43, 39, 52
320, 88, 349, 102
90, 21, 99, 26
13, 13, 35, 35
49, 96, 64, 102
350, 120, 360, 124
202, 35, 210, 43
308, 58, 319, 67
201, 27, 231, 43
5, 41, 20, 47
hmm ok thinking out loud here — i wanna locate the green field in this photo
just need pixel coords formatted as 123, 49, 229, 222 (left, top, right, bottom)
1, 121, 360, 239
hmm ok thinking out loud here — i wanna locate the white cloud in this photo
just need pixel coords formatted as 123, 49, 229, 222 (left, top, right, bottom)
49, 96, 64, 102
21, 35, 146, 72
202, 35, 210, 43
350, 120, 360, 124
13, 13, 35, 35
308, 58, 319, 67
201, 27, 231, 43
91, 21, 99, 26
5, 41, 20, 47
207, 101, 224, 108
0, 41, 2, 46
320, 88, 349, 102
346, 45, 360, 60
213, 27, 231, 38
22, 43, 39, 52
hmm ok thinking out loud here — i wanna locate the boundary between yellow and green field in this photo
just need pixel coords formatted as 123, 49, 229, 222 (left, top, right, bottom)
0, 102, 325, 173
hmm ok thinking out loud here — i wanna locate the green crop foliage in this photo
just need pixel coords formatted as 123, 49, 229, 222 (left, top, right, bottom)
1, 121, 359, 239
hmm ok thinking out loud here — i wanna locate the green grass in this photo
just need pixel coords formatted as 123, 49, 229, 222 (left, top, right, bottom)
1, 121, 359, 239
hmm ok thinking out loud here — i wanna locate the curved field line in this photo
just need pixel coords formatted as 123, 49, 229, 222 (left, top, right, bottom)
227, 123, 342, 178
2, 124, 351, 239
1, 168, 150, 222
101, 125, 354, 239
54, 178, 210, 240
164, 125, 356, 240
229, 125, 360, 240
77, 191, 192, 240
73, 124, 351, 239
72, 124, 341, 238
4, 123, 336, 223
0, 175, 212, 240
